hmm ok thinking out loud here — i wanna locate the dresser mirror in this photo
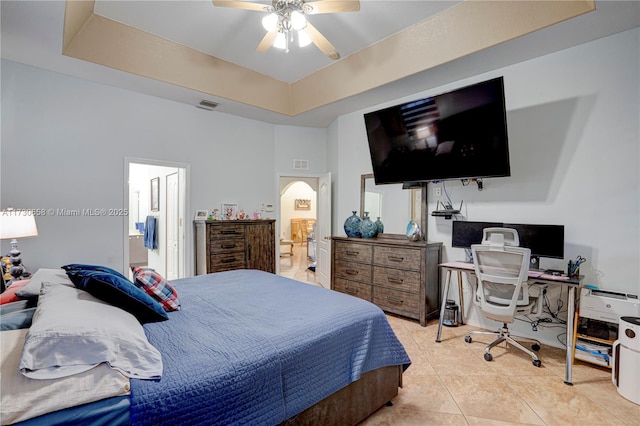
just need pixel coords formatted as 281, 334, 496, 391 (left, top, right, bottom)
360, 174, 426, 236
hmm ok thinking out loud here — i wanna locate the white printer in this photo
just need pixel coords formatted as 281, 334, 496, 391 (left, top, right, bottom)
580, 288, 640, 323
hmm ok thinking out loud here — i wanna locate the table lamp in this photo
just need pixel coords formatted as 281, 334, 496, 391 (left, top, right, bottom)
0, 209, 38, 281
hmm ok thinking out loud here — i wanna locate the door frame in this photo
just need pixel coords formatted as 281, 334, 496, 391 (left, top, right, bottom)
123, 157, 191, 277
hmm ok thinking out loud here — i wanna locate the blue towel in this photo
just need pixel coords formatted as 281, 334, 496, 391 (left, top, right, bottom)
144, 216, 157, 250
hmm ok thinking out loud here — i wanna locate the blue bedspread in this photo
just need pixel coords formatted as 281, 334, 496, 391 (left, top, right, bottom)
130, 270, 410, 425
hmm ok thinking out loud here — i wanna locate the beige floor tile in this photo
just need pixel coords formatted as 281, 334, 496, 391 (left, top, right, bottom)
427, 347, 498, 376
362, 404, 467, 426
465, 416, 543, 425
440, 375, 545, 425
575, 378, 640, 425
507, 375, 625, 425
392, 374, 463, 416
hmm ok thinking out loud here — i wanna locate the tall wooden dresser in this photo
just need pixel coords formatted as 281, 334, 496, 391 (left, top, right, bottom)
195, 220, 275, 274
331, 235, 442, 326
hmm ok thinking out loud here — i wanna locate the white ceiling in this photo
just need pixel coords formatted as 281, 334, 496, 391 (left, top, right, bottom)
2, 1, 639, 127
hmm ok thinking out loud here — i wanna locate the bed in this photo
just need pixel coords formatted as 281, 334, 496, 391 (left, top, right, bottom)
1, 268, 411, 425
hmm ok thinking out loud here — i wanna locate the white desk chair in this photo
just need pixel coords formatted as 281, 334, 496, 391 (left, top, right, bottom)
465, 228, 543, 367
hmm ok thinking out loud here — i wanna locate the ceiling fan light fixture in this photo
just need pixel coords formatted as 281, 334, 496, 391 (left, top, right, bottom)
273, 32, 287, 49
262, 13, 279, 32
290, 10, 307, 31
298, 29, 311, 47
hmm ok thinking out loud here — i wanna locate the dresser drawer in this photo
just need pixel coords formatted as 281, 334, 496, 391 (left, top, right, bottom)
373, 266, 421, 293
373, 246, 421, 271
334, 260, 372, 283
209, 224, 245, 238
333, 278, 372, 302
373, 287, 420, 318
208, 237, 244, 254
209, 253, 245, 271
334, 241, 373, 264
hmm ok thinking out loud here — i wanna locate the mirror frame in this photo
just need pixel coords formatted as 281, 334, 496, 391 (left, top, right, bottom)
360, 174, 428, 239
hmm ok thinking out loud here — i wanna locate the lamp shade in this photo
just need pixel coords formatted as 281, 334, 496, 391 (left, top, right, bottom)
0, 210, 39, 239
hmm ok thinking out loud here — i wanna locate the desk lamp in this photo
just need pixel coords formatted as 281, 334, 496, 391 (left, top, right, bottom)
0, 209, 38, 282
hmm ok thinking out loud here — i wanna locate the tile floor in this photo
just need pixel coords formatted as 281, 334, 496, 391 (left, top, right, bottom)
279, 249, 639, 425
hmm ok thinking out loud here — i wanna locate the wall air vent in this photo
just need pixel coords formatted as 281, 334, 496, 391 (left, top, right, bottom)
293, 159, 309, 170
197, 100, 219, 111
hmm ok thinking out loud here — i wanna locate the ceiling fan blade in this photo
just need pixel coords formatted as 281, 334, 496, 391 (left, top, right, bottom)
304, 0, 360, 15
212, 1, 273, 12
305, 21, 340, 60
256, 31, 278, 52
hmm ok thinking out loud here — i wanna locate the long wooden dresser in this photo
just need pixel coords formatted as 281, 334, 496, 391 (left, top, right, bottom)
195, 220, 275, 274
331, 235, 442, 326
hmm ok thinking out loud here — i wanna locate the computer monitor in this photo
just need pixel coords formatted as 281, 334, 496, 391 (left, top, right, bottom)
451, 221, 565, 269
451, 221, 502, 249
503, 223, 564, 268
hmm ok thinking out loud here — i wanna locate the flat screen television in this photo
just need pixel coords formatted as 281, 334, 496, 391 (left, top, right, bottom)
364, 77, 510, 184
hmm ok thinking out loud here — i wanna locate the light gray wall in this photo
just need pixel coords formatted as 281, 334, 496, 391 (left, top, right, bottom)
0, 60, 322, 274
328, 28, 639, 347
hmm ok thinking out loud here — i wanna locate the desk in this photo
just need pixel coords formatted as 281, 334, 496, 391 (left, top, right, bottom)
436, 261, 583, 385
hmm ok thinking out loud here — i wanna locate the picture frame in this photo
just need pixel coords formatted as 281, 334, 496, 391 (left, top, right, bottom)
150, 177, 160, 212
194, 210, 209, 220
295, 199, 311, 210
222, 203, 238, 220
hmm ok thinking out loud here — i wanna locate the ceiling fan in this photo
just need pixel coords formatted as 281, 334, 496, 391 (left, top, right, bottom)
212, 1, 360, 60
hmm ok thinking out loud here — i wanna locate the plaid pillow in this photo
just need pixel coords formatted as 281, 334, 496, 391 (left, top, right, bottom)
131, 267, 180, 312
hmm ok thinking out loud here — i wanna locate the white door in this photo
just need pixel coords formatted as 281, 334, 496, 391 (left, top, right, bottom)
317, 172, 332, 288
166, 172, 179, 280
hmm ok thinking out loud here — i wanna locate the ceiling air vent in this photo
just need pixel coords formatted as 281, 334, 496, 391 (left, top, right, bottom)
197, 100, 219, 111
293, 159, 309, 170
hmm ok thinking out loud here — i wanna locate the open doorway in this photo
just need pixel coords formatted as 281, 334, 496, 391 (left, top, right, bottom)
125, 159, 189, 280
279, 177, 318, 285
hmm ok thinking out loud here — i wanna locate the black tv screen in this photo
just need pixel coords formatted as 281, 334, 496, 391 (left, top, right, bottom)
364, 77, 510, 184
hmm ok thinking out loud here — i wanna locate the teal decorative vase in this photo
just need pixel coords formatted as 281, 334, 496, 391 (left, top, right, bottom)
360, 212, 378, 238
343, 211, 362, 238
406, 219, 422, 242
375, 217, 384, 234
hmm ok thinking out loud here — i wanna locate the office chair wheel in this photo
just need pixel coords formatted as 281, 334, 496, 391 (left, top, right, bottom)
464, 336, 472, 343
532, 359, 542, 368
484, 353, 493, 362
532, 343, 541, 351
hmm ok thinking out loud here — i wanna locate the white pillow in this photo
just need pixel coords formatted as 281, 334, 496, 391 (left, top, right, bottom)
15, 268, 73, 299
19, 282, 163, 380
1, 329, 130, 425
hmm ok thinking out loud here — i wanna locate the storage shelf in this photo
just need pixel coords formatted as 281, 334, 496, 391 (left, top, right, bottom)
576, 333, 615, 346
572, 311, 617, 368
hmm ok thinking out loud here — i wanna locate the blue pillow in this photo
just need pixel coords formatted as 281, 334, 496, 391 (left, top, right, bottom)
0, 307, 36, 330
66, 270, 168, 323
61, 263, 128, 281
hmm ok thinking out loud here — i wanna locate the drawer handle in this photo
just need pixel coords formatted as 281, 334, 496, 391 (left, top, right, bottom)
387, 296, 404, 305
221, 230, 239, 235
345, 286, 359, 294
346, 250, 360, 256
387, 256, 405, 263
387, 277, 404, 284
345, 269, 359, 276
221, 244, 236, 249
221, 258, 236, 263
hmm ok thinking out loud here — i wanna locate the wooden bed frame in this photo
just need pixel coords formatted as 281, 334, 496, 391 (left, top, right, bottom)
282, 365, 403, 425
